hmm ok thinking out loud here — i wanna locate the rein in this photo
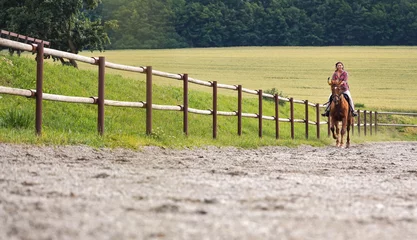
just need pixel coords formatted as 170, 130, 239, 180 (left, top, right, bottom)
332, 92, 343, 105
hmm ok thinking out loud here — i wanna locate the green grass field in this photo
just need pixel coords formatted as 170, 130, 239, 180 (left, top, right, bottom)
1, 46, 416, 149
78, 46, 417, 112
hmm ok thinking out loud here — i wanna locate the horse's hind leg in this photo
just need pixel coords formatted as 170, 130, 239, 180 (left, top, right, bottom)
346, 130, 350, 148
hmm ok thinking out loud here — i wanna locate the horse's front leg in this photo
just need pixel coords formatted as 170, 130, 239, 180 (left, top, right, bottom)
334, 121, 340, 147
330, 119, 337, 140
340, 118, 348, 147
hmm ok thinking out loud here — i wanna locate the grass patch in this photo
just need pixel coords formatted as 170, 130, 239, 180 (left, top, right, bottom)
0, 107, 33, 129
1, 48, 416, 149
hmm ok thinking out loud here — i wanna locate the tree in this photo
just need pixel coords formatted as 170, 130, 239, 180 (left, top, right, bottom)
101, 0, 186, 49
176, 1, 226, 47
1, 0, 111, 68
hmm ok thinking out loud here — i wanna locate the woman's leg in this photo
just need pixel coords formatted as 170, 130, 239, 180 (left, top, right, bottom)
344, 90, 358, 116
344, 90, 355, 111
322, 94, 332, 116
326, 94, 332, 111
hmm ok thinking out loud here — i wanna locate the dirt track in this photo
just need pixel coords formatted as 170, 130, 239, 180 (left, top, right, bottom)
1, 142, 417, 240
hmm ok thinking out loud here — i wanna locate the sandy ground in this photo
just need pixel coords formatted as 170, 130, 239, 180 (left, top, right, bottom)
0, 142, 417, 240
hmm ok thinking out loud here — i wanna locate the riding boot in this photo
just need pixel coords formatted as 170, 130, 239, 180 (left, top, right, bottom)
347, 101, 358, 117
344, 94, 358, 117
321, 96, 332, 117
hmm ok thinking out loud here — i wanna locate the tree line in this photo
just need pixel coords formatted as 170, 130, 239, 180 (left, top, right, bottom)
101, 0, 417, 48
1, 0, 417, 55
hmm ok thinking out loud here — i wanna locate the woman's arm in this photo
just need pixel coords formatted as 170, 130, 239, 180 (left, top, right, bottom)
341, 71, 348, 81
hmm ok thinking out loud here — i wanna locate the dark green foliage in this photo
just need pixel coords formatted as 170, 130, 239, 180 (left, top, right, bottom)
2, 0, 417, 49
100, 0, 187, 49
0, 0, 111, 66
263, 88, 287, 106
355, 103, 365, 108
101, 0, 417, 48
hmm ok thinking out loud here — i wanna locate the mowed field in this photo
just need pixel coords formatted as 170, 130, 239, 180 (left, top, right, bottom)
78, 46, 417, 112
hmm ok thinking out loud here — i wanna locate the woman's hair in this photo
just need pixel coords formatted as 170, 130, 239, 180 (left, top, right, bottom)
335, 62, 344, 70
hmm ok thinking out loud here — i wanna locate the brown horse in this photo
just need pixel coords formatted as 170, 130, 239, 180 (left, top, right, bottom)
328, 78, 354, 147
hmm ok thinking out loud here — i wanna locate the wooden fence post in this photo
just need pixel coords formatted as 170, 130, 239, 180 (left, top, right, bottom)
304, 100, 309, 139
98, 57, 105, 136
212, 81, 218, 139
258, 89, 263, 138
375, 112, 378, 135
237, 85, 242, 136
146, 66, 152, 135
364, 110, 367, 136
370, 111, 373, 136
290, 98, 294, 139
326, 106, 330, 137
357, 110, 361, 136
275, 94, 279, 139
316, 103, 320, 139
183, 74, 188, 136
35, 42, 44, 136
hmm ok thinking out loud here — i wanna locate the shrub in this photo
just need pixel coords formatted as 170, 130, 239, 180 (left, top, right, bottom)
355, 103, 365, 108
263, 88, 287, 106
0, 108, 32, 129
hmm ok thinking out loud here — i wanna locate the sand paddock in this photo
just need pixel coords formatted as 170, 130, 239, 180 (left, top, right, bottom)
1, 142, 417, 240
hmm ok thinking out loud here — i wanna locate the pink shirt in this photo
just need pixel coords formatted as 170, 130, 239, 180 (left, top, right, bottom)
331, 70, 349, 92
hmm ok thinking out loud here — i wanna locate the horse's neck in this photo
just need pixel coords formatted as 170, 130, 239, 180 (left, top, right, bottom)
332, 94, 349, 110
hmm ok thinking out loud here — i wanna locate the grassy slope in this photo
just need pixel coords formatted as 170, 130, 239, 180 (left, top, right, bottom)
0, 51, 415, 149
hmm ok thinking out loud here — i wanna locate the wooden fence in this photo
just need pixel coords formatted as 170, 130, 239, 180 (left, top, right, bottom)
1, 37, 416, 139
0, 30, 50, 56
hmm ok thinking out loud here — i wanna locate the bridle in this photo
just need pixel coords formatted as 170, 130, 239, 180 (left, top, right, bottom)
332, 85, 342, 105
328, 78, 343, 106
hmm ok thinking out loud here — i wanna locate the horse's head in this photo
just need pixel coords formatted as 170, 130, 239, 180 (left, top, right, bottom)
328, 77, 343, 104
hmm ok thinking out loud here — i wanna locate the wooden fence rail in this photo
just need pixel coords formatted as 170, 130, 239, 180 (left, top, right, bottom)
0, 30, 50, 46
1, 37, 416, 140
0, 30, 50, 57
